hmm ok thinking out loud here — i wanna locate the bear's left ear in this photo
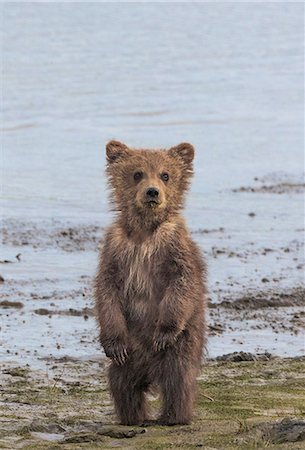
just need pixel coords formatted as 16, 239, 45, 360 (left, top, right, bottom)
168, 142, 195, 165
106, 140, 132, 164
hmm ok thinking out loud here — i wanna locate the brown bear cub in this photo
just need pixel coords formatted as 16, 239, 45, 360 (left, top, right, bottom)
94, 140, 207, 426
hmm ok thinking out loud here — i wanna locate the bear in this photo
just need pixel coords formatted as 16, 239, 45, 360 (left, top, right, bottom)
94, 140, 207, 426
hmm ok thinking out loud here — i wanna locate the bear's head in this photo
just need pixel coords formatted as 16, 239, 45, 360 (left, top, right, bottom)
105, 140, 194, 229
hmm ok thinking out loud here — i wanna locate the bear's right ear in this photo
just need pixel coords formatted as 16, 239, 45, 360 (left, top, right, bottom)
106, 140, 131, 164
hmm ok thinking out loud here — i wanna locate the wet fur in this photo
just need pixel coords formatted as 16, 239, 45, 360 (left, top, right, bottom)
94, 141, 207, 425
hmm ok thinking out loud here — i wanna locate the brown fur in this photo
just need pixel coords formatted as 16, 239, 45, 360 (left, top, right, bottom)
94, 140, 207, 425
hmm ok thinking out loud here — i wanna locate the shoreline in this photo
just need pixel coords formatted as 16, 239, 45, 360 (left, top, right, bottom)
1, 216, 304, 368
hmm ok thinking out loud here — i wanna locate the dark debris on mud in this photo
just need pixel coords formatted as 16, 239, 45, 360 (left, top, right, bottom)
0, 220, 233, 252
34, 306, 94, 318
219, 287, 305, 310
0, 300, 24, 309
233, 182, 305, 194
1, 220, 104, 251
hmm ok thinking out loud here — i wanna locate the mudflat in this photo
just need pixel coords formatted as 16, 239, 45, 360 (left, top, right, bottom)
1, 355, 304, 449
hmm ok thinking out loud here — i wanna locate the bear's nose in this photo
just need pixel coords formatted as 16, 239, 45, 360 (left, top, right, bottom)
146, 187, 159, 198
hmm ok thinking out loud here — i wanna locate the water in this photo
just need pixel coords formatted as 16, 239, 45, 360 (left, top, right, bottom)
2, 2, 304, 220
1, 3, 304, 364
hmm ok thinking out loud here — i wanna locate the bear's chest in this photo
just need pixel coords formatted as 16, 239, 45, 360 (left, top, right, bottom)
118, 248, 159, 324
121, 245, 160, 299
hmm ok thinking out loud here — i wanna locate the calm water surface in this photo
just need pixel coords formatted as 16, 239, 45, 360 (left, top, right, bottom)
2, 3, 304, 220
1, 3, 304, 362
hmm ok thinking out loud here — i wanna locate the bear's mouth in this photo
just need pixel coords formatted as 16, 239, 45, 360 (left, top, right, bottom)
146, 200, 160, 208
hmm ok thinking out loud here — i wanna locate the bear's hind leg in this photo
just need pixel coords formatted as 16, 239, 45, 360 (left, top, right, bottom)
109, 362, 149, 425
157, 353, 197, 425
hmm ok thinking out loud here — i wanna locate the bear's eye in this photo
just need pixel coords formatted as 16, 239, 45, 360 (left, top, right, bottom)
161, 172, 169, 182
133, 171, 143, 181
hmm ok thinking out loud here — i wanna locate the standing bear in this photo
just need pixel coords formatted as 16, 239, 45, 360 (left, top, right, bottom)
94, 140, 207, 426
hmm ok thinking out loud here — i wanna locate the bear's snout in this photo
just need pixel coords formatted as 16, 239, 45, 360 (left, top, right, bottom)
146, 187, 159, 199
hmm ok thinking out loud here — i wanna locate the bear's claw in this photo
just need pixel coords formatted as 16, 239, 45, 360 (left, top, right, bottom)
153, 330, 178, 352
104, 342, 129, 365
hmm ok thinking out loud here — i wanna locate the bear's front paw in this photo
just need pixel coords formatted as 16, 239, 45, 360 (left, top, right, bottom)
153, 328, 178, 352
104, 341, 129, 366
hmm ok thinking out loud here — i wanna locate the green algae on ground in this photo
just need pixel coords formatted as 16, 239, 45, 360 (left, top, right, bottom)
0, 357, 304, 449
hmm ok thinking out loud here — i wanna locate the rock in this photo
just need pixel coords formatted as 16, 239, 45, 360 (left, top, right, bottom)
29, 420, 66, 434
216, 352, 257, 362
261, 417, 305, 444
31, 432, 64, 442
62, 427, 146, 443
62, 433, 101, 443
216, 351, 272, 362
97, 427, 146, 438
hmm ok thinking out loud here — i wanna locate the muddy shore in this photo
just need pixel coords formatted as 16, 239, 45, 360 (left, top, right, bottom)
1, 354, 305, 449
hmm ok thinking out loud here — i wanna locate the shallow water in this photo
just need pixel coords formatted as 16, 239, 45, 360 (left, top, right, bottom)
1, 3, 304, 365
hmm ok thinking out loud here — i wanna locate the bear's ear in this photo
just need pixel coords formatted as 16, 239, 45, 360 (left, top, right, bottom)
168, 142, 194, 165
106, 140, 131, 164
